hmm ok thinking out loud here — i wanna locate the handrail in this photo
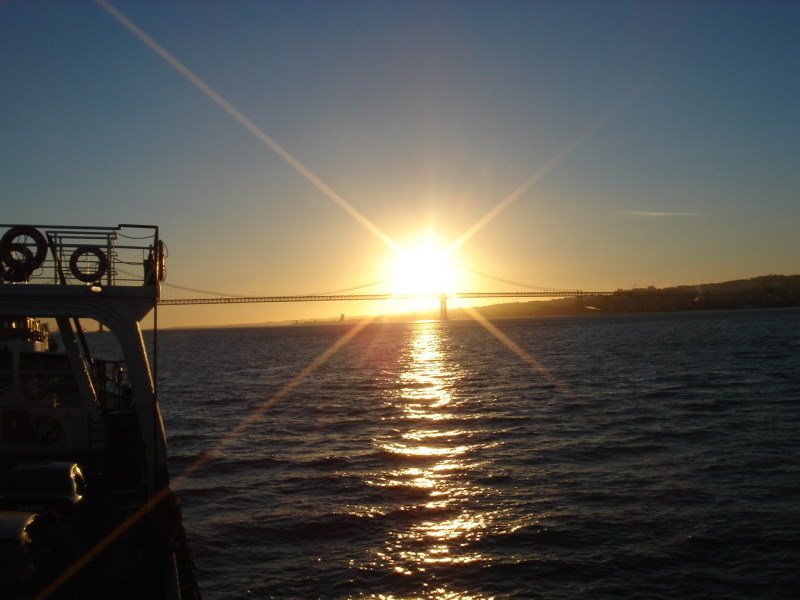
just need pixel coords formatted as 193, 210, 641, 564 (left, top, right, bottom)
0, 224, 163, 287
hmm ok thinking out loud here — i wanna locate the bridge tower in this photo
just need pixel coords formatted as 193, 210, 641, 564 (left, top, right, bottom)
439, 293, 448, 321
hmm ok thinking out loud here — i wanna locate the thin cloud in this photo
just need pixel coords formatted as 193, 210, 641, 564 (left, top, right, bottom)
617, 210, 707, 218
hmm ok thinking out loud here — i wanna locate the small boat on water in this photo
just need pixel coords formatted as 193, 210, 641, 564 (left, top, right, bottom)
0, 224, 199, 599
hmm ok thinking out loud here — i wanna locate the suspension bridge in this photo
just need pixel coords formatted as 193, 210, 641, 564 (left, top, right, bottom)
158, 285, 772, 321
156, 267, 763, 321
157, 285, 618, 321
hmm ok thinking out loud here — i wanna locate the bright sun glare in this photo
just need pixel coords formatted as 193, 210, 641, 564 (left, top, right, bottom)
390, 234, 458, 296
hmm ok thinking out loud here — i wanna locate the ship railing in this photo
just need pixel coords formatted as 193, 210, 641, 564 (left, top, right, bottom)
0, 224, 164, 287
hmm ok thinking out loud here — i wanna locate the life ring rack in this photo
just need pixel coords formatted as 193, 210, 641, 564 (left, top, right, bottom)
0, 244, 36, 282
69, 246, 109, 283
0, 226, 48, 281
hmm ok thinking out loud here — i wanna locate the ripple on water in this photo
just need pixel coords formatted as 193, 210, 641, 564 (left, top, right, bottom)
134, 310, 800, 599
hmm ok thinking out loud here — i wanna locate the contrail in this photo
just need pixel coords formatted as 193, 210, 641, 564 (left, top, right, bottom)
95, 0, 398, 252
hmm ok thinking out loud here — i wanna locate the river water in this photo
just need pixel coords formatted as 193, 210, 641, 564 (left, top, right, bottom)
149, 308, 800, 599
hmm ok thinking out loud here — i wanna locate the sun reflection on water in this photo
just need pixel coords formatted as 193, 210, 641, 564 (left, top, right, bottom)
362, 321, 499, 593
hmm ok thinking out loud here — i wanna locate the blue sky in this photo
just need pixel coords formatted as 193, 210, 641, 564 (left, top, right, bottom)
2, 1, 798, 326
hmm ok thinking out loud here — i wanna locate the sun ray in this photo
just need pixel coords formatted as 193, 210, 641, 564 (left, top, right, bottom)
37, 314, 377, 598
448, 76, 660, 254
95, 0, 398, 252
461, 305, 576, 400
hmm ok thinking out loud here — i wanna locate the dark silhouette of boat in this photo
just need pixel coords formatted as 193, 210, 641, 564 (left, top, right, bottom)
0, 224, 199, 599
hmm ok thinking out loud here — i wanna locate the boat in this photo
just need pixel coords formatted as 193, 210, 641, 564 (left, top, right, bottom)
0, 224, 200, 599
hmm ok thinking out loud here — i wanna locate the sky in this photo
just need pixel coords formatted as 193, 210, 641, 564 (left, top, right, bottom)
2, 1, 799, 327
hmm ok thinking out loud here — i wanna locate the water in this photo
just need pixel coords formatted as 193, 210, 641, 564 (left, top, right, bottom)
149, 309, 800, 599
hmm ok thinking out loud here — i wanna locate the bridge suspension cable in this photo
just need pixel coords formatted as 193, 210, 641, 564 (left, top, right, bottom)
317, 279, 388, 295
460, 266, 566, 292
160, 281, 253, 298
157, 277, 389, 302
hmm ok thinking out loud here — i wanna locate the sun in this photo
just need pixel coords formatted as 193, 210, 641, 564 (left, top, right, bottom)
390, 233, 458, 297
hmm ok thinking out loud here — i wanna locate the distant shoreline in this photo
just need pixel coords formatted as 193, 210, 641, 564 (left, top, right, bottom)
158, 304, 800, 332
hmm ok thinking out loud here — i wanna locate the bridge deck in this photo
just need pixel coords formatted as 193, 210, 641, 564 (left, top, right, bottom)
158, 291, 620, 305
